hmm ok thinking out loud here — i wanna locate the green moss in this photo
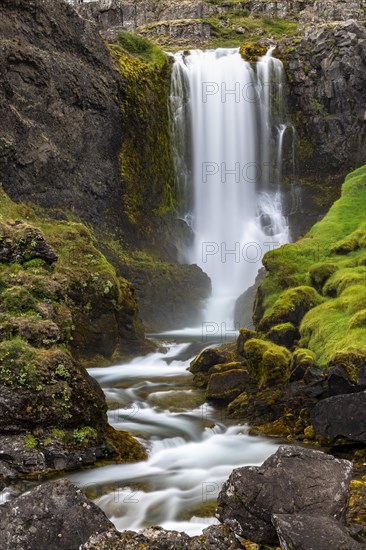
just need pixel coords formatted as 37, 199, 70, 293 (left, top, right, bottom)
244, 338, 292, 387
349, 309, 366, 330
73, 426, 98, 445
291, 348, 316, 369
24, 433, 38, 449
265, 322, 299, 349
308, 262, 338, 291
258, 286, 323, 331
109, 41, 176, 225
116, 31, 167, 66
257, 166, 366, 366
240, 43, 267, 63
323, 267, 366, 297
331, 229, 366, 254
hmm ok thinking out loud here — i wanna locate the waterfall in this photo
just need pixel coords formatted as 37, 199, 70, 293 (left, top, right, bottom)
170, 48, 290, 328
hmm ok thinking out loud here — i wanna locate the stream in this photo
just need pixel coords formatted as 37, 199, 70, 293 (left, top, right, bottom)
67, 334, 279, 536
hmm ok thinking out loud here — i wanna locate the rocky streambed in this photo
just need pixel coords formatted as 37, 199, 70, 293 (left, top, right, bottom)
1, 445, 365, 549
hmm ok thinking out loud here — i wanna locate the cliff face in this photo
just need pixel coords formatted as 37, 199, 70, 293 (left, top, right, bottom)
0, 0, 211, 331
0, 0, 125, 230
74, 0, 366, 43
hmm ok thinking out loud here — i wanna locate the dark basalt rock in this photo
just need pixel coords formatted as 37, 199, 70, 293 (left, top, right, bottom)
272, 513, 365, 550
206, 368, 251, 402
189, 345, 236, 375
311, 391, 366, 444
0, 221, 57, 265
216, 445, 353, 546
0, 480, 113, 550
81, 524, 243, 549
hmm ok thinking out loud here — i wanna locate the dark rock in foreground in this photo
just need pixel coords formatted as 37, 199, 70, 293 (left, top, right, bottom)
216, 445, 353, 546
272, 513, 365, 550
311, 391, 366, 444
0, 480, 113, 550
81, 524, 243, 549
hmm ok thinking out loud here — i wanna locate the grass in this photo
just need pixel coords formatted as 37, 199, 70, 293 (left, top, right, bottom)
114, 30, 167, 67
257, 165, 366, 365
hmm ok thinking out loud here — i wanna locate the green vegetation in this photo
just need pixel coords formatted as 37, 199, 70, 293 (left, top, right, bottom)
256, 166, 366, 366
73, 426, 98, 445
0, 189, 148, 468
244, 338, 292, 387
208, 14, 298, 50
109, 34, 176, 225
116, 30, 167, 66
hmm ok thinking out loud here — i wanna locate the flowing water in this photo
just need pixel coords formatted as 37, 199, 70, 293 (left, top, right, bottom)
66, 339, 279, 536
170, 48, 290, 326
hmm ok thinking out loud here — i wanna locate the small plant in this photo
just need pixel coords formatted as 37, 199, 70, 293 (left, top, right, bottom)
103, 280, 113, 296
25, 433, 38, 449
55, 363, 70, 379
73, 426, 97, 445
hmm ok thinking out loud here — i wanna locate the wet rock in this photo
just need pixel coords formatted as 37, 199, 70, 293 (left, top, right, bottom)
311, 391, 366, 444
0, 433, 116, 478
272, 513, 365, 550
327, 365, 362, 396
0, 480, 113, 550
216, 445, 352, 546
234, 268, 266, 331
206, 368, 251, 402
189, 345, 236, 374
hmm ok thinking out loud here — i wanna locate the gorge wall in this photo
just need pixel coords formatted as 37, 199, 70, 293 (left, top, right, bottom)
75, 0, 366, 236
0, 0, 210, 332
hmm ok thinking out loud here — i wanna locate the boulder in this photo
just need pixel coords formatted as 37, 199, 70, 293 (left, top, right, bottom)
206, 369, 251, 402
189, 345, 235, 374
311, 391, 366, 444
0, 480, 113, 550
272, 513, 365, 550
216, 445, 353, 546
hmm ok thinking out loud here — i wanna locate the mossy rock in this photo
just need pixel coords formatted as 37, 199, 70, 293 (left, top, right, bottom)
106, 425, 147, 463
349, 309, 366, 330
328, 351, 366, 384
188, 344, 236, 374
236, 328, 259, 355
258, 286, 323, 331
206, 368, 251, 403
265, 322, 300, 349
348, 477, 366, 528
209, 361, 247, 374
323, 267, 366, 298
243, 338, 292, 387
290, 348, 317, 381
308, 262, 338, 292
239, 43, 267, 63
331, 229, 366, 255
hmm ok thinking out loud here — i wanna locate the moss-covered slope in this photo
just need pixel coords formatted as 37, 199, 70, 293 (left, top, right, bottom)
0, 190, 147, 479
256, 165, 366, 366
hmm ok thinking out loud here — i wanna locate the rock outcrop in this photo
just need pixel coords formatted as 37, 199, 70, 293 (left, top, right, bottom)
0, 480, 113, 550
311, 391, 366, 444
217, 445, 354, 546
273, 513, 366, 550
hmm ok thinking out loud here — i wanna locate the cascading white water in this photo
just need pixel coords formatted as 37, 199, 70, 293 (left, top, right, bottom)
171, 48, 290, 327
64, 342, 278, 536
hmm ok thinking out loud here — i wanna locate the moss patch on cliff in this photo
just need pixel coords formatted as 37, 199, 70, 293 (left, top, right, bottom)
110, 34, 176, 225
255, 165, 366, 367
0, 189, 148, 476
208, 13, 298, 49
